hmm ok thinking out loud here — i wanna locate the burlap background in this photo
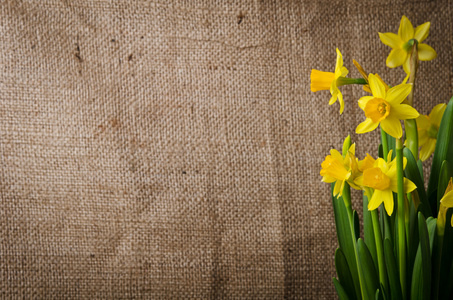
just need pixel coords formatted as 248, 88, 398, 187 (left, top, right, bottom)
1, 0, 452, 298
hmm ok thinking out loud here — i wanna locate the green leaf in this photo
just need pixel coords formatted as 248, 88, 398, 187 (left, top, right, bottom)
440, 209, 453, 300
358, 238, 379, 299
335, 248, 357, 300
354, 210, 360, 241
403, 147, 431, 217
437, 160, 453, 212
428, 97, 453, 215
363, 194, 378, 274
386, 134, 396, 159
333, 277, 351, 300
411, 214, 436, 300
384, 238, 403, 300
332, 184, 361, 299
380, 283, 390, 300
407, 195, 419, 292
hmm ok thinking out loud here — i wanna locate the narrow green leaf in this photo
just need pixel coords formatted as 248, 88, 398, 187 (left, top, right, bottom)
332, 184, 361, 299
403, 147, 431, 216
384, 238, 403, 300
417, 160, 423, 179
428, 97, 453, 214
407, 196, 419, 293
333, 277, 351, 300
386, 134, 396, 159
354, 210, 360, 241
379, 283, 390, 300
335, 248, 357, 300
411, 213, 431, 300
363, 194, 378, 276
437, 160, 453, 212
358, 238, 379, 299
440, 209, 453, 300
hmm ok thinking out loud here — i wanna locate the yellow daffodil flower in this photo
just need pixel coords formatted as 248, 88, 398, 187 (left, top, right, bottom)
311, 48, 349, 114
417, 103, 447, 161
439, 178, 453, 228
354, 154, 416, 215
320, 144, 360, 196
379, 15, 437, 73
356, 74, 419, 138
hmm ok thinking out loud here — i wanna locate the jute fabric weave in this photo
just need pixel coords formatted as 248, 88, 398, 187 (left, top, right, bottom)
1, 0, 452, 298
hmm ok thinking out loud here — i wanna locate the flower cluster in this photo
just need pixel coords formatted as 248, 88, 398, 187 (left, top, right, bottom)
321, 143, 416, 215
313, 16, 453, 300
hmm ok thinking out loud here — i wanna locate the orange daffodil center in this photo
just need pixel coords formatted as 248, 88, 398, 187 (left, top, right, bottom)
356, 74, 419, 139
364, 98, 391, 123
363, 167, 391, 190
310, 48, 349, 114
379, 15, 437, 74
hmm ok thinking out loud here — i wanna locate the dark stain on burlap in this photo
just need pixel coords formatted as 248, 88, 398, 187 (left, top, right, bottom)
1, 0, 452, 298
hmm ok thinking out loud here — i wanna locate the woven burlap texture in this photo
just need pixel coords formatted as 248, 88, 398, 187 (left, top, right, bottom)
1, 1, 452, 299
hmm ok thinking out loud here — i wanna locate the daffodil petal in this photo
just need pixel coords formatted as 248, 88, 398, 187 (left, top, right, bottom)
386, 48, 407, 68
418, 129, 429, 146
379, 32, 401, 48
404, 178, 417, 193
329, 92, 338, 105
414, 22, 430, 43
354, 175, 364, 187
418, 44, 437, 61
403, 57, 411, 74
381, 116, 402, 138
334, 180, 342, 196
441, 190, 453, 207
358, 96, 374, 110
399, 15, 414, 42
382, 190, 394, 215
338, 92, 345, 114
335, 48, 344, 73
369, 74, 386, 98
356, 118, 379, 134
391, 104, 420, 120
330, 149, 343, 161
386, 84, 412, 104
420, 139, 436, 161
429, 103, 447, 121
368, 190, 383, 211
416, 115, 430, 129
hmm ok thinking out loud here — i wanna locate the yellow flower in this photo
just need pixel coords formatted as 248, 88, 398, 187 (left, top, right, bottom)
311, 48, 349, 114
354, 154, 416, 215
356, 74, 419, 138
320, 144, 360, 196
439, 178, 453, 228
379, 15, 437, 73
417, 103, 447, 161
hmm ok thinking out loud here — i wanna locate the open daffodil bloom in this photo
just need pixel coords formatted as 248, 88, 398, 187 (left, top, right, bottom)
311, 48, 349, 114
320, 144, 360, 196
356, 74, 419, 138
354, 153, 416, 215
417, 103, 447, 161
379, 15, 437, 73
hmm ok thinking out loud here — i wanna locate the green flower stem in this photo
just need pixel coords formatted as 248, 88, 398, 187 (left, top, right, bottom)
342, 185, 366, 300
380, 127, 389, 160
371, 209, 388, 293
337, 77, 368, 86
341, 136, 365, 300
404, 195, 410, 256
396, 138, 407, 300
405, 119, 418, 160
433, 219, 445, 299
